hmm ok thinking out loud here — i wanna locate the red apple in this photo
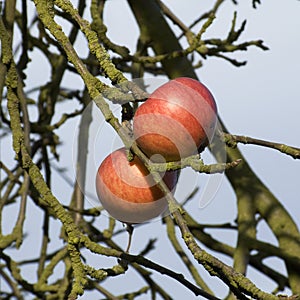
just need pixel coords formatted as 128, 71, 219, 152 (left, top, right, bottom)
95, 147, 178, 223
133, 77, 217, 161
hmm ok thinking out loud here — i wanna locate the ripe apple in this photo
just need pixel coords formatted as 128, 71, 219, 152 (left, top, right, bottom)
133, 77, 217, 161
95, 147, 178, 223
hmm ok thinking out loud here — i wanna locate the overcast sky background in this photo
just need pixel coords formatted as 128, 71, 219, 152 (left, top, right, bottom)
1, 0, 300, 299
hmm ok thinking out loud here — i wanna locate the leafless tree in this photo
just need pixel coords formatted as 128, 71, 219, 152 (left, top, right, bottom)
1, 1, 300, 299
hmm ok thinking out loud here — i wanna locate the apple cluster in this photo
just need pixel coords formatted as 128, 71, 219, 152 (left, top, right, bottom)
95, 77, 217, 224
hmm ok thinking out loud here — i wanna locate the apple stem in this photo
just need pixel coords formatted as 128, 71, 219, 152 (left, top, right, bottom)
125, 223, 134, 253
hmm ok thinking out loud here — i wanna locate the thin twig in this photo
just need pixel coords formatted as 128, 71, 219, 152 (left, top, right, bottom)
165, 215, 214, 294
120, 252, 221, 300
222, 132, 300, 159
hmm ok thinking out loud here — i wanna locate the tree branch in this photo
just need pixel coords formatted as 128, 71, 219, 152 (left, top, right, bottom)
222, 132, 300, 159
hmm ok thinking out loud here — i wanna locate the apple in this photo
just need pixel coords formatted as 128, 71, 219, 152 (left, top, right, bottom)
95, 147, 178, 223
133, 77, 217, 161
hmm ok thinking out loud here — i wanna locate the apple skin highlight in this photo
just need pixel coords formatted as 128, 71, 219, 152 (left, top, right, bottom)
133, 77, 218, 162
95, 148, 178, 223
